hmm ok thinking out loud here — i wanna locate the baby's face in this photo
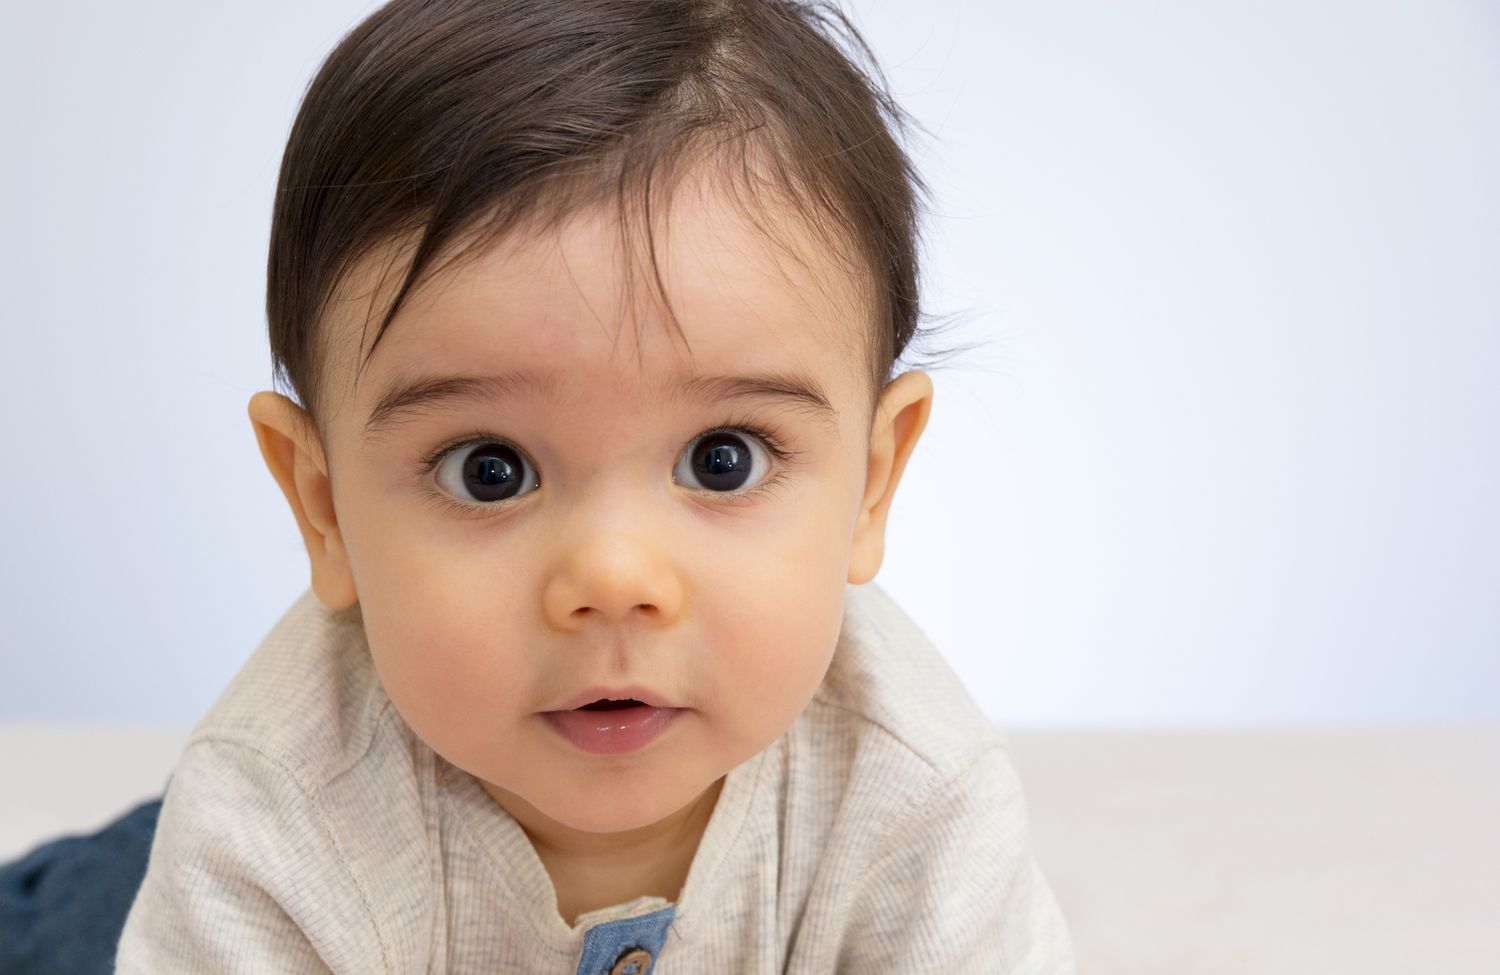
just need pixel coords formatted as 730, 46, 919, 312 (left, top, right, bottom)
315, 170, 886, 838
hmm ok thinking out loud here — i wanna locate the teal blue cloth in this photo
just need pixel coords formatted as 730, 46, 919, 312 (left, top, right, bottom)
0, 793, 163, 975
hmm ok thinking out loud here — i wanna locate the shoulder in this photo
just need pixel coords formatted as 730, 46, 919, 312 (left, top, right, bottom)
165, 588, 431, 912
781, 585, 1076, 972
835, 738, 1078, 974
116, 732, 405, 973
185, 588, 401, 786
788, 580, 1028, 849
809, 580, 1006, 786
119, 590, 434, 971
166, 587, 431, 895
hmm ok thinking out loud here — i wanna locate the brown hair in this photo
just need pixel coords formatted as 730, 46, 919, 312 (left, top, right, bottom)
266, 0, 961, 443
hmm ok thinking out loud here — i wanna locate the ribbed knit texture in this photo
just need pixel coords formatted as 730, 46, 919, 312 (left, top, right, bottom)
114, 581, 1075, 973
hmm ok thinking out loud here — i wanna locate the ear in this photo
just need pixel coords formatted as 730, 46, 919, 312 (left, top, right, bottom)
246, 391, 359, 610
848, 370, 934, 585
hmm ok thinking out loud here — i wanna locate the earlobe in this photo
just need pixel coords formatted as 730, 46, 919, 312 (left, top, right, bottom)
847, 371, 934, 585
246, 391, 359, 610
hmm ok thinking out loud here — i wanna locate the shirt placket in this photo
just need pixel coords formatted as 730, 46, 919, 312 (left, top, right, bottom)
572, 905, 676, 975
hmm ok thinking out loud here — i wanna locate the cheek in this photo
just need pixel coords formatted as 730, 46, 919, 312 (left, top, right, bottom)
343, 518, 535, 762
698, 503, 853, 737
717, 571, 846, 742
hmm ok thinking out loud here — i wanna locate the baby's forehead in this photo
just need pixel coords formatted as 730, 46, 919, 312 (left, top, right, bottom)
328, 188, 876, 411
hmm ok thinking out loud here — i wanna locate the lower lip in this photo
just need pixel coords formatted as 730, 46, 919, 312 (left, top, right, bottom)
542, 706, 686, 755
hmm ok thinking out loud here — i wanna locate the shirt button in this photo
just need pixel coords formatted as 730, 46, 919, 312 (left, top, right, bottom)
609, 947, 654, 975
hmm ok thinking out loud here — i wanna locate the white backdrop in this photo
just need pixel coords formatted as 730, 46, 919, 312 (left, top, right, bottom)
2, 0, 1496, 728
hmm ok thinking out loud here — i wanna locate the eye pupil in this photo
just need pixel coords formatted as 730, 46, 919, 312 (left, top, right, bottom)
463, 444, 524, 501
693, 435, 751, 490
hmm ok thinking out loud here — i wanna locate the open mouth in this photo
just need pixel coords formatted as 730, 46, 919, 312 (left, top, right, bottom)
543, 699, 684, 755
577, 698, 645, 711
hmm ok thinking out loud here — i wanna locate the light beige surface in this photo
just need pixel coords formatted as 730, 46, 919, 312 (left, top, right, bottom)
0, 722, 185, 861
1005, 727, 1500, 974
4, 724, 1498, 972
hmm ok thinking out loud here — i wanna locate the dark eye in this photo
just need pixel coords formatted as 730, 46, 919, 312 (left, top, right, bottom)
434, 441, 540, 504
673, 431, 771, 493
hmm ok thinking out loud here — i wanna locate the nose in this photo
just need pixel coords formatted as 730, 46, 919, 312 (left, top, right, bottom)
540, 525, 686, 631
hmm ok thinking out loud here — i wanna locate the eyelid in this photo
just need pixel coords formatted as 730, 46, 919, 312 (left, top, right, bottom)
680, 421, 794, 464
415, 429, 531, 476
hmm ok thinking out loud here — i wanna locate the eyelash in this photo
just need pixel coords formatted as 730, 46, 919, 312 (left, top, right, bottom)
414, 417, 803, 518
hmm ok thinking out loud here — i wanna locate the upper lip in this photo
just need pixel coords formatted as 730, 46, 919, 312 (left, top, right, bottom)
550, 685, 680, 712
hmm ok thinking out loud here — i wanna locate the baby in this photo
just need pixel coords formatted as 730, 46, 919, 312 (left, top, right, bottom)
111, 0, 1076, 971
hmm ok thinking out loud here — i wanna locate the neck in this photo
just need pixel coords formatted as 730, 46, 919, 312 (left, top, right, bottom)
481, 775, 724, 863
481, 777, 726, 924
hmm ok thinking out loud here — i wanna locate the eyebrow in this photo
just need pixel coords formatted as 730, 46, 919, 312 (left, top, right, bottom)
362, 369, 839, 441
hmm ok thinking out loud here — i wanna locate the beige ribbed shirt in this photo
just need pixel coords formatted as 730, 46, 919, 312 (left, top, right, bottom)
114, 581, 1075, 973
